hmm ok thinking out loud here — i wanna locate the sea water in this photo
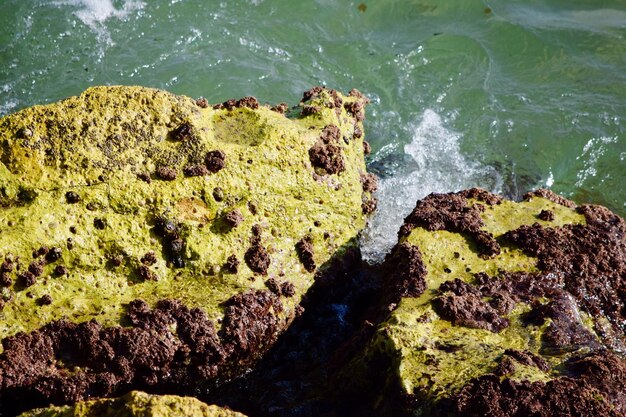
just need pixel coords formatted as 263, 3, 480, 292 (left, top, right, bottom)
1, 0, 624, 261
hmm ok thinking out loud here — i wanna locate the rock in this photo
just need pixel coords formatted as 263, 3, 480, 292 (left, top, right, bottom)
342, 188, 626, 416
0, 86, 373, 413
19, 391, 247, 417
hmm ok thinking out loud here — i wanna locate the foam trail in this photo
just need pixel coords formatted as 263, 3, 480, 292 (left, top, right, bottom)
360, 109, 502, 263
575, 135, 618, 187
52, 0, 145, 48
0, 99, 18, 117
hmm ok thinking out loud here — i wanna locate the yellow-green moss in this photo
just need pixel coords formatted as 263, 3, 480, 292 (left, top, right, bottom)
475, 197, 586, 236
351, 196, 596, 413
18, 391, 247, 417
0, 86, 369, 344
384, 302, 552, 401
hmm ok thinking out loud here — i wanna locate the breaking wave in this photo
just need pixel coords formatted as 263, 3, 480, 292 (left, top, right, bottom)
360, 109, 502, 263
52, 0, 145, 48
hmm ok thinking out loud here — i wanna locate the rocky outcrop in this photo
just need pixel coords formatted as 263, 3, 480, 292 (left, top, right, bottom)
19, 391, 247, 417
341, 189, 626, 416
0, 86, 373, 414
4, 85, 623, 417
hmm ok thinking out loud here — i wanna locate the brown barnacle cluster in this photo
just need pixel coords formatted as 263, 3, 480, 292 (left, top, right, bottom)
265, 277, 296, 297
347, 89, 370, 139
399, 191, 501, 258
538, 209, 555, 221
0, 256, 15, 288
53, 265, 67, 276
244, 225, 271, 275
270, 102, 289, 114
0, 246, 64, 300
183, 149, 226, 178
361, 198, 378, 215
170, 121, 194, 142
343, 94, 366, 122
183, 164, 209, 177
137, 264, 158, 281
136, 172, 151, 183
301, 105, 321, 116
146, 139, 227, 180
300, 86, 344, 117
362, 140, 371, 154
431, 278, 510, 333
223, 254, 240, 274
164, 119, 229, 180
0, 288, 286, 414
22, 247, 64, 287
140, 251, 157, 266
301, 87, 369, 167
309, 124, 345, 175
360, 173, 378, 194
155, 166, 178, 181
205, 150, 226, 173
223, 209, 244, 229
213, 96, 260, 111
195, 97, 209, 108
360, 172, 379, 215
295, 236, 316, 272
36, 294, 53, 306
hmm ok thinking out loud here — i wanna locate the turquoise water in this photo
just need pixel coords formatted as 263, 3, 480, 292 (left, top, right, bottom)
1, 0, 624, 259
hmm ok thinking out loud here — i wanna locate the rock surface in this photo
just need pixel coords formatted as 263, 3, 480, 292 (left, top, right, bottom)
0, 86, 373, 413
19, 391, 246, 417
342, 189, 626, 416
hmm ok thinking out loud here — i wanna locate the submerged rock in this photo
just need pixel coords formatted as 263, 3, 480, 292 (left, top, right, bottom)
19, 391, 246, 417
0, 86, 373, 413
342, 188, 626, 416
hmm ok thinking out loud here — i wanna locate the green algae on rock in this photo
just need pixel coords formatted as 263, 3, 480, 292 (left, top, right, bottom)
0, 85, 373, 413
342, 189, 626, 416
19, 391, 247, 417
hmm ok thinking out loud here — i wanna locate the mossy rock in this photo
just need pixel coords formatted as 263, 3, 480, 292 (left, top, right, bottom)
19, 391, 246, 417
0, 86, 374, 413
343, 189, 626, 416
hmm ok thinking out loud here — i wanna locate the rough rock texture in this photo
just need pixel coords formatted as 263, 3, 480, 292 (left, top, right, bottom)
399, 190, 502, 257
431, 278, 510, 332
342, 189, 626, 417
19, 390, 247, 417
0, 86, 372, 413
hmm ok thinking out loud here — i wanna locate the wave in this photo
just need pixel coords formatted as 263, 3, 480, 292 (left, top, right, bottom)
360, 109, 502, 263
51, 0, 145, 48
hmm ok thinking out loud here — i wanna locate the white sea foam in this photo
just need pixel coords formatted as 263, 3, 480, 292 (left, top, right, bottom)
506, 6, 626, 34
0, 99, 18, 117
360, 109, 502, 263
575, 136, 618, 187
52, 0, 145, 47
